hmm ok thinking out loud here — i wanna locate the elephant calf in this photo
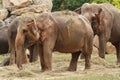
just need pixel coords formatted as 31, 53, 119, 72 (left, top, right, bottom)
15, 11, 94, 71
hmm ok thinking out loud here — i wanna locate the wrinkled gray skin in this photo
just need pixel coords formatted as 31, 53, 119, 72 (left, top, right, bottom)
15, 11, 94, 71
80, 3, 120, 64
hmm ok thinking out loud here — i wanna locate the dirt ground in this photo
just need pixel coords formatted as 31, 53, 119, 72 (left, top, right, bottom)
0, 53, 120, 80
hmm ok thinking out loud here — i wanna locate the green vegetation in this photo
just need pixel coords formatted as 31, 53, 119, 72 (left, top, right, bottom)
0, 54, 8, 62
53, 74, 120, 80
52, 0, 120, 11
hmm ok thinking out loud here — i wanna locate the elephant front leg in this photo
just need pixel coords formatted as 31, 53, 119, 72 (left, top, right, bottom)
9, 42, 16, 65
38, 45, 46, 71
9, 48, 15, 65
98, 34, 106, 58
68, 52, 80, 71
43, 45, 52, 71
21, 50, 29, 64
43, 38, 55, 71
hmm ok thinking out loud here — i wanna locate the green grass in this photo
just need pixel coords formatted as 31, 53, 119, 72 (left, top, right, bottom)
53, 52, 117, 63
105, 54, 116, 63
0, 54, 9, 62
53, 52, 71, 61
53, 74, 120, 80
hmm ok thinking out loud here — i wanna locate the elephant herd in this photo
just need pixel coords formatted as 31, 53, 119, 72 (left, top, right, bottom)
0, 3, 120, 72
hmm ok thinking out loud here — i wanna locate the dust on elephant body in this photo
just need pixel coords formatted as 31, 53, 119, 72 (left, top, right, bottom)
15, 11, 94, 71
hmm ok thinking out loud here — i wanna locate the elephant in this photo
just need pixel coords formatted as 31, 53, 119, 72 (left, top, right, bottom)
75, 3, 120, 64
0, 26, 9, 54
15, 11, 94, 71
8, 15, 39, 65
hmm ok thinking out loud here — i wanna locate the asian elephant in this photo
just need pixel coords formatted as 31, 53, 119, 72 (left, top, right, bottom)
15, 11, 94, 71
8, 15, 39, 65
75, 3, 120, 64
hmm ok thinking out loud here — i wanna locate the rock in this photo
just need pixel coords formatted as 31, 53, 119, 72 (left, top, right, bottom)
20, 12, 40, 19
2, 0, 11, 8
3, 0, 33, 11
0, 20, 5, 27
33, 0, 53, 11
0, 9, 8, 20
106, 42, 115, 54
4, 15, 17, 26
11, 4, 51, 15
10, 0, 32, 7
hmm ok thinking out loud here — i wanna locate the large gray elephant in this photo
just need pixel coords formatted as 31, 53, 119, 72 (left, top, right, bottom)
75, 3, 120, 64
15, 11, 94, 71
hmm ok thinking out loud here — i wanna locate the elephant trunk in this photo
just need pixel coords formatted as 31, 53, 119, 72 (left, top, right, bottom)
15, 29, 26, 69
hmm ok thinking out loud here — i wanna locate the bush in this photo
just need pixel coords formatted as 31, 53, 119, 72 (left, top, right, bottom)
52, 0, 120, 11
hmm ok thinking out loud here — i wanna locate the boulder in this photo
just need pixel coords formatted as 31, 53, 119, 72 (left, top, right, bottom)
0, 9, 8, 20
2, 0, 11, 8
4, 15, 17, 26
3, 0, 33, 11
0, 20, 5, 27
9, 0, 32, 7
33, 0, 53, 11
11, 4, 51, 15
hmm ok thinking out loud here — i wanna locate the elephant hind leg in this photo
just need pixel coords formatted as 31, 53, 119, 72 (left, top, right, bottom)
29, 44, 39, 62
68, 51, 80, 71
83, 37, 93, 69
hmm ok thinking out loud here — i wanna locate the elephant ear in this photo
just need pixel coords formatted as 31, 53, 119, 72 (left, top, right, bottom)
36, 13, 57, 31
74, 7, 81, 14
94, 8, 102, 25
91, 8, 102, 33
22, 19, 34, 34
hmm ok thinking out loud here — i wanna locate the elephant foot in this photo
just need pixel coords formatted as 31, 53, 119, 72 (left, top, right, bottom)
99, 54, 105, 59
41, 66, 52, 72
68, 67, 76, 71
21, 57, 29, 64
85, 66, 90, 70
0, 57, 10, 66
117, 61, 120, 66
41, 68, 52, 72
17, 64, 23, 70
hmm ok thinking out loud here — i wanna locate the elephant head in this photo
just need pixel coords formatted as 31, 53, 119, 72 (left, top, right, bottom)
79, 3, 114, 58
15, 16, 40, 69
76, 3, 103, 35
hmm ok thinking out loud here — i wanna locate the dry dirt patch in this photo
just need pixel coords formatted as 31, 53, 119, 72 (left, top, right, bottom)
0, 54, 119, 80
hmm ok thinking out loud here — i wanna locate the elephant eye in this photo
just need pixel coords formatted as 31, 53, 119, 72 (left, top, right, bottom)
23, 29, 28, 34
91, 17, 96, 22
